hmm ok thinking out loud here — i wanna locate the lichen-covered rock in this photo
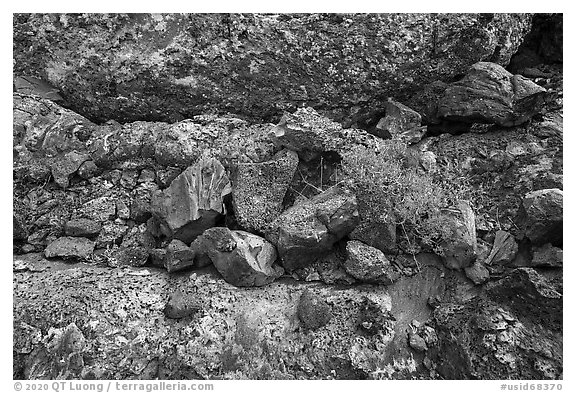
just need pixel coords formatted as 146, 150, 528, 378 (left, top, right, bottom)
532, 243, 562, 268
232, 149, 298, 233
165, 239, 196, 273
432, 298, 562, 379
13, 14, 532, 124
344, 241, 400, 285
64, 218, 101, 238
517, 188, 563, 247
437, 62, 546, 126
485, 230, 518, 265
297, 289, 332, 330
198, 227, 283, 287
44, 237, 94, 260
439, 201, 478, 269
265, 187, 360, 271
150, 157, 231, 244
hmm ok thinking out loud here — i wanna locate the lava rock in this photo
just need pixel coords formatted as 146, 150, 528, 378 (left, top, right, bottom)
81, 196, 117, 223
76, 160, 99, 180
50, 151, 90, 188
517, 188, 563, 247
437, 62, 546, 126
232, 149, 299, 232
532, 243, 563, 268
150, 157, 231, 244
198, 227, 283, 287
164, 289, 202, 319
165, 239, 196, 273
349, 220, 397, 254
297, 289, 332, 330
464, 261, 490, 285
64, 218, 102, 238
374, 100, 422, 140
95, 223, 128, 248
148, 248, 168, 268
344, 240, 399, 285
265, 186, 360, 271
44, 237, 95, 260
485, 230, 518, 265
440, 200, 478, 269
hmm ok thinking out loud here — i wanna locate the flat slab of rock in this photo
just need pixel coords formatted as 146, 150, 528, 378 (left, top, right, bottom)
517, 188, 563, 247
265, 187, 360, 271
150, 157, 231, 244
438, 62, 546, 127
232, 149, 298, 233
344, 240, 399, 285
44, 237, 94, 260
198, 227, 283, 287
64, 218, 102, 238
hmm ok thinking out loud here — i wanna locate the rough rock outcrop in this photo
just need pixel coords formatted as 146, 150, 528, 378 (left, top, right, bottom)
517, 188, 563, 246
437, 62, 546, 126
232, 149, 298, 233
14, 14, 532, 124
44, 237, 94, 260
150, 158, 231, 244
344, 241, 399, 285
198, 227, 283, 287
265, 187, 360, 271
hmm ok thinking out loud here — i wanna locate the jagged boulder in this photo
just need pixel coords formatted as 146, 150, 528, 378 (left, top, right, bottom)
437, 62, 546, 126
44, 237, 94, 260
374, 100, 425, 144
150, 157, 231, 244
14, 14, 532, 124
265, 187, 360, 271
232, 149, 299, 233
517, 188, 563, 246
197, 227, 283, 287
344, 241, 399, 285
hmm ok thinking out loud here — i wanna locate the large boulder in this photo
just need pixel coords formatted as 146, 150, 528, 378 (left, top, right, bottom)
197, 227, 283, 287
517, 188, 563, 246
232, 149, 299, 233
13, 14, 532, 124
44, 237, 94, 260
265, 187, 360, 271
150, 157, 231, 244
437, 62, 546, 126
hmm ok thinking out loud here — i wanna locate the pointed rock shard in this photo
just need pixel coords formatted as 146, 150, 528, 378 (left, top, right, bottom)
150, 157, 231, 244
485, 230, 518, 265
232, 149, 299, 233
198, 227, 283, 287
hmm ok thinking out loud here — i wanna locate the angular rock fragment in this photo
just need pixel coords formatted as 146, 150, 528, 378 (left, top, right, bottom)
113, 224, 155, 267
485, 230, 518, 265
81, 196, 117, 223
438, 62, 546, 126
517, 188, 563, 247
199, 227, 283, 287
265, 187, 360, 271
464, 261, 490, 285
344, 240, 399, 285
297, 289, 332, 330
64, 218, 102, 238
95, 223, 128, 248
50, 151, 90, 188
232, 149, 299, 233
349, 220, 397, 254
532, 243, 562, 268
165, 239, 196, 273
374, 100, 424, 144
76, 160, 99, 180
148, 248, 168, 268
13, 213, 28, 241
44, 237, 94, 260
439, 201, 477, 269
150, 157, 231, 244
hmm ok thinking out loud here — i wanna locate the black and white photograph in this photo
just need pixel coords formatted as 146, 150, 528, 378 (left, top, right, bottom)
11, 9, 564, 385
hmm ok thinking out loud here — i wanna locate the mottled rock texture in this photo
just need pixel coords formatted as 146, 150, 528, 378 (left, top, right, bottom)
13, 13, 532, 124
